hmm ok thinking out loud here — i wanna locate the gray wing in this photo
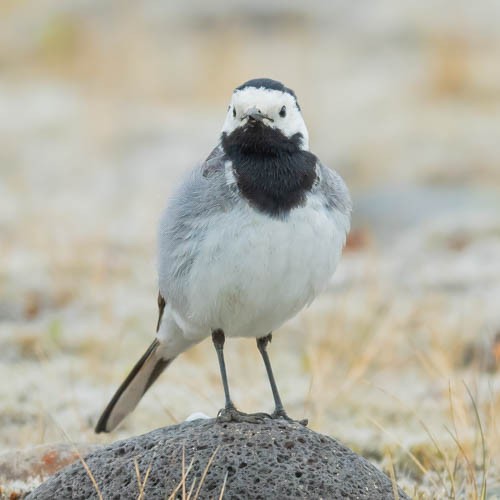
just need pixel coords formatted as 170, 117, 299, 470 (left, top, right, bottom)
313, 161, 352, 218
157, 146, 238, 308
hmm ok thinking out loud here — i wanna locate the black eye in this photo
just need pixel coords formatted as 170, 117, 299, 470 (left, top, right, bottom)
279, 105, 286, 118
232, 107, 236, 118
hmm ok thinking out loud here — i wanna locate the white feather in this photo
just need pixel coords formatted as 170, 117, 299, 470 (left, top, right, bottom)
221, 87, 309, 150
162, 191, 349, 342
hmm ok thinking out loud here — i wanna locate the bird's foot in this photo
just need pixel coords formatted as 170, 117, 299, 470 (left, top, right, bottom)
217, 405, 271, 424
272, 408, 308, 427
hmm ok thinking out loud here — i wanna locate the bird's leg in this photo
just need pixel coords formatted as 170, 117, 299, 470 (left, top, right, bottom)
256, 334, 284, 413
212, 330, 233, 409
256, 333, 308, 426
212, 330, 270, 424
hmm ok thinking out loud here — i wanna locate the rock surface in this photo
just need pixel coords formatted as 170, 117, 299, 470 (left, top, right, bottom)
28, 419, 409, 499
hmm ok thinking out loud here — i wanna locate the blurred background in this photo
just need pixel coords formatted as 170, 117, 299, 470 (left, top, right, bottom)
1, 1, 499, 497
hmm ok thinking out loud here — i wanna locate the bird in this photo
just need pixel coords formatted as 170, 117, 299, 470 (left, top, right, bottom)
95, 78, 351, 433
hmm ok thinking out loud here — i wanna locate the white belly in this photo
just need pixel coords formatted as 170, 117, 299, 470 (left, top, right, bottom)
172, 194, 348, 340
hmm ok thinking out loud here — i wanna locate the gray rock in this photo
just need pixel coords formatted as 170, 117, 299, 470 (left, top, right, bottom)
28, 419, 409, 499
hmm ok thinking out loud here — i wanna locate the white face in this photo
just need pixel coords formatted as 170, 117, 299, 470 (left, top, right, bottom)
221, 87, 309, 150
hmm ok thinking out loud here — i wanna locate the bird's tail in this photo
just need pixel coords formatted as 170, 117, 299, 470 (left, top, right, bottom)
95, 339, 173, 433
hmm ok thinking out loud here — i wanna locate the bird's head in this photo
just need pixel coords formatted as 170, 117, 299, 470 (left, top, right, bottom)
221, 78, 309, 155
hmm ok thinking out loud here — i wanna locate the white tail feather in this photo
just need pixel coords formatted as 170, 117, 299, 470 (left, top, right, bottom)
95, 339, 172, 433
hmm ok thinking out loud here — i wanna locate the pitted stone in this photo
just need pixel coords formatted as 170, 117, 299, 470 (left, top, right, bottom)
28, 419, 409, 499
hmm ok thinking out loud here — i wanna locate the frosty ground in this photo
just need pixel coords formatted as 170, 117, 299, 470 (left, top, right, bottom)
1, 1, 500, 498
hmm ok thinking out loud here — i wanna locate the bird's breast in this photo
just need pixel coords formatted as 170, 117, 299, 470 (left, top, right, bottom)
178, 193, 348, 339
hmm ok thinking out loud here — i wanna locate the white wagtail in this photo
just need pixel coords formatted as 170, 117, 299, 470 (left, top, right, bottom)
95, 78, 351, 433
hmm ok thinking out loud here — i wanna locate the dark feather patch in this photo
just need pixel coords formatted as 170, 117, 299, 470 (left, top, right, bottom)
221, 123, 317, 218
156, 292, 166, 332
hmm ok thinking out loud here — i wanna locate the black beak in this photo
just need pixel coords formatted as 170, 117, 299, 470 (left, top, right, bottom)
244, 107, 266, 123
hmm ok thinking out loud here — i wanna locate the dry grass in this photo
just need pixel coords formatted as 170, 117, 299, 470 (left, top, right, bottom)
1, 1, 500, 498
3, 249, 498, 498
296, 287, 498, 498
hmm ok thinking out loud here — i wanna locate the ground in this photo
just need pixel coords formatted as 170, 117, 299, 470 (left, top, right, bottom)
1, 1, 499, 498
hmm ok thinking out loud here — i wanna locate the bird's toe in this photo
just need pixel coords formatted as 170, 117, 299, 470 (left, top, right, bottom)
272, 409, 308, 427
216, 407, 271, 424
